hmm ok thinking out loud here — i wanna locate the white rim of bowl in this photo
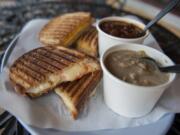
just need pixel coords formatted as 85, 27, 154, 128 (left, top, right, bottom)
96, 16, 149, 41
100, 43, 176, 90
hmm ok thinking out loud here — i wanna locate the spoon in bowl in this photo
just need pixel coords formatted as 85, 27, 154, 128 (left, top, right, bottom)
141, 0, 180, 34
140, 57, 180, 73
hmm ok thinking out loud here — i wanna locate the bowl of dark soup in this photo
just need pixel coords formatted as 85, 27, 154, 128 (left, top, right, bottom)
96, 17, 149, 55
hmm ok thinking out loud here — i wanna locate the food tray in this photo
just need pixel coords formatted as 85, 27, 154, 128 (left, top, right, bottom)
0, 1, 179, 135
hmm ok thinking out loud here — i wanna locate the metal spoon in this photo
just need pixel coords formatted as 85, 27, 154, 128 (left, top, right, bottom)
142, 0, 180, 34
140, 57, 180, 73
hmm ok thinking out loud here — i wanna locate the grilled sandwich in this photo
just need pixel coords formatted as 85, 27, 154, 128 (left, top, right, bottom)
55, 70, 102, 119
39, 12, 93, 47
76, 26, 98, 57
9, 46, 100, 97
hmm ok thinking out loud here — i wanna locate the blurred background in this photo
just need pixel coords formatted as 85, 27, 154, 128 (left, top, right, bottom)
0, 0, 180, 15
0, 0, 179, 12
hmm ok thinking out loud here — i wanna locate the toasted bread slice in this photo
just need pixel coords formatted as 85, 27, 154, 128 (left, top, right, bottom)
55, 70, 102, 119
76, 26, 98, 57
39, 12, 92, 47
9, 46, 100, 97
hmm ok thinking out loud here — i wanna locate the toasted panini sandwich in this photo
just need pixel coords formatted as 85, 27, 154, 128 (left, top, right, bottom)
9, 46, 100, 97
39, 12, 92, 47
55, 70, 102, 119
76, 26, 98, 57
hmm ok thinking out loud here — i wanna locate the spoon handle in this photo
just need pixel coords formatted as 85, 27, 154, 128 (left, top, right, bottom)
144, 0, 180, 32
159, 65, 180, 73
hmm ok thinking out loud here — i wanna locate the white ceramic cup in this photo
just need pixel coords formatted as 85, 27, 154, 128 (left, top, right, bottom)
100, 43, 176, 118
96, 16, 149, 56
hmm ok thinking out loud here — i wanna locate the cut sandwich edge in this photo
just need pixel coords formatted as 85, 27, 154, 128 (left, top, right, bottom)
55, 88, 78, 119
10, 57, 100, 98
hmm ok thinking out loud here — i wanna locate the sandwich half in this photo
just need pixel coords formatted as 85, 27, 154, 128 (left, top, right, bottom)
39, 12, 93, 47
76, 26, 98, 57
9, 46, 100, 97
55, 70, 102, 119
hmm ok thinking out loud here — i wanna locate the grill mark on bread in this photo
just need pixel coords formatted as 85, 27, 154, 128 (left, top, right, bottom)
52, 25, 75, 30
64, 81, 77, 93
76, 72, 101, 109
66, 77, 85, 95
69, 74, 89, 97
13, 63, 44, 82
72, 73, 93, 104
30, 52, 63, 71
92, 34, 98, 48
38, 48, 72, 65
86, 28, 97, 47
23, 54, 58, 72
44, 24, 77, 31
44, 48, 85, 62
55, 48, 84, 59
10, 73, 31, 89
61, 18, 85, 24
19, 58, 51, 75
35, 50, 67, 68
16, 60, 46, 80
10, 67, 39, 87
42, 47, 79, 63
52, 28, 72, 33
46, 25, 75, 30
42, 32, 67, 38
89, 30, 97, 47
22, 55, 54, 73
83, 28, 94, 41
76, 26, 98, 57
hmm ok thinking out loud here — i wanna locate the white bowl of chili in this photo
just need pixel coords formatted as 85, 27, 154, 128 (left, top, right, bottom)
96, 16, 149, 56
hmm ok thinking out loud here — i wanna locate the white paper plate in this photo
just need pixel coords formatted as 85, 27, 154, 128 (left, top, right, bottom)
0, 18, 178, 132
